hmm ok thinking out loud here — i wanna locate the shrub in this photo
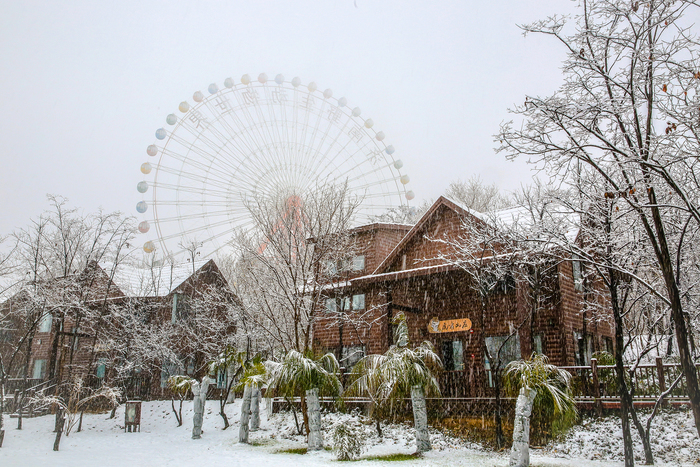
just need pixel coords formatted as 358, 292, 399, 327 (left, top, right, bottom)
331, 423, 367, 461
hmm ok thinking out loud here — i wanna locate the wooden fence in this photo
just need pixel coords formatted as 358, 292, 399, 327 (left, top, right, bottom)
560, 358, 698, 411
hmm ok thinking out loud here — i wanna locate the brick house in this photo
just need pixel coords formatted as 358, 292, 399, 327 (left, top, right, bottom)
1, 258, 238, 400
313, 196, 614, 397
0, 262, 126, 388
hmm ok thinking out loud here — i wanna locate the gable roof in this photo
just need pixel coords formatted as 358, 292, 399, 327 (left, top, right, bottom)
102, 259, 211, 298
371, 196, 486, 276
361, 195, 582, 285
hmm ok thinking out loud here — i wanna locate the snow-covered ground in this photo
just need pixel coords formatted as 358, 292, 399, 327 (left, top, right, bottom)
0, 399, 693, 467
545, 408, 700, 465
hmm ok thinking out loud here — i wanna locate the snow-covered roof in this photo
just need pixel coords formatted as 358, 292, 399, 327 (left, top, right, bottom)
444, 197, 580, 243
100, 259, 209, 298
372, 196, 581, 276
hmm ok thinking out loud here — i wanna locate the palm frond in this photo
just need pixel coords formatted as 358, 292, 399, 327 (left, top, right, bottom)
503, 353, 577, 418
265, 349, 342, 398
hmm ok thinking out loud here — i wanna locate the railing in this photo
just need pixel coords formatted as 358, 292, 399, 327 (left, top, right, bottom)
433, 359, 697, 406
560, 358, 698, 410
3, 378, 44, 396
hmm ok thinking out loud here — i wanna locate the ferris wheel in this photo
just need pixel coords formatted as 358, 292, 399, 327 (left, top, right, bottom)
136, 73, 414, 258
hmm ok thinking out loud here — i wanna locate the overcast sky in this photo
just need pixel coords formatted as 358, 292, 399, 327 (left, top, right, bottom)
1, 0, 582, 243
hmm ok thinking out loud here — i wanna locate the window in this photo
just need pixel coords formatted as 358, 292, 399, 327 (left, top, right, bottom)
574, 331, 594, 365
572, 257, 584, 292
160, 360, 183, 388
327, 295, 364, 313
171, 293, 191, 323
352, 294, 365, 311
217, 368, 227, 389
533, 334, 544, 355
484, 335, 521, 387
96, 358, 106, 379
325, 260, 338, 276
442, 340, 464, 371
32, 359, 46, 380
38, 312, 52, 333
71, 327, 80, 351
341, 345, 365, 369
603, 337, 614, 355
352, 255, 365, 271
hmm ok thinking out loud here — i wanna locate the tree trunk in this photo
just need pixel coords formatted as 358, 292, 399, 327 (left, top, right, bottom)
646, 192, 700, 437
306, 388, 323, 451
494, 367, 505, 449
608, 266, 636, 467
301, 394, 309, 435
16, 393, 23, 430
54, 406, 63, 433
218, 397, 230, 430
171, 399, 182, 427
509, 386, 537, 467
110, 403, 119, 419
191, 377, 211, 439
239, 385, 252, 443
250, 387, 261, 431
411, 385, 430, 453
77, 410, 84, 433
53, 413, 65, 451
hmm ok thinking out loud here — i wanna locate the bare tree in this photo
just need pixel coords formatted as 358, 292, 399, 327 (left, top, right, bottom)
444, 176, 512, 213
497, 0, 700, 439
1, 196, 135, 434
231, 181, 362, 354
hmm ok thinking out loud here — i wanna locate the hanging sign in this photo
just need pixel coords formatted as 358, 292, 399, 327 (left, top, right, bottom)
428, 317, 472, 333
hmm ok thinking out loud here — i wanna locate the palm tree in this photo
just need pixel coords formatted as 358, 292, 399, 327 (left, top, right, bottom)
167, 375, 195, 427
347, 312, 442, 453
503, 354, 577, 467
236, 356, 266, 444
208, 346, 246, 430
265, 350, 342, 450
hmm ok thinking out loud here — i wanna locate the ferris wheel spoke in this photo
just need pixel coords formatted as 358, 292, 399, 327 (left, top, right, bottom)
154, 165, 235, 193
158, 216, 254, 242
151, 181, 233, 199
297, 96, 329, 186
200, 98, 264, 168
304, 110, 353, 183
164, 129, 243, 178
337, 158, 396, 185
159, 147, 237, 184
310, 113, 367, 180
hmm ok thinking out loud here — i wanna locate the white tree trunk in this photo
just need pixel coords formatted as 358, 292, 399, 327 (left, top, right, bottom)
411, 385, 431, 453
306, 388, 323, 451
250, 387, 261, 431
509, 386, 538, 467
191, 377, 212, 439
239, 385, 252, 443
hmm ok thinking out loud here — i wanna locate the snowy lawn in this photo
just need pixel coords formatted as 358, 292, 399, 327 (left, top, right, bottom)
545, 408, 700, 465
0, 399, 679, 467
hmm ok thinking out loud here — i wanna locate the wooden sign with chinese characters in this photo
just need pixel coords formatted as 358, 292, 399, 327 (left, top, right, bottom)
427, 317, 472, 333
